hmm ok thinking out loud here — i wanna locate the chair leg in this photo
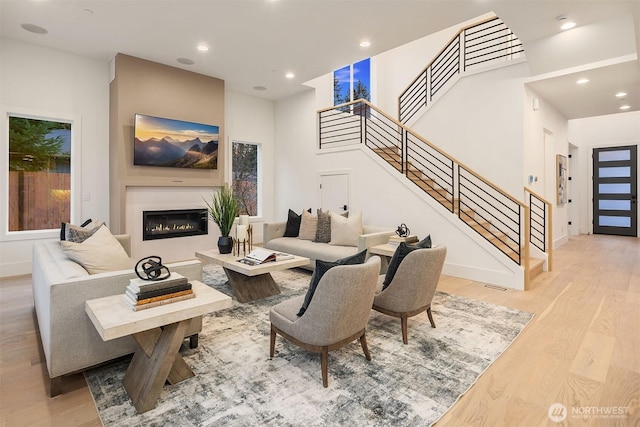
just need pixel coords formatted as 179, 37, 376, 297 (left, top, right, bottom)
427, 306, 436, 328
269, 325, 276, 358
401, 316, 409, 344
321, 347, 329, 388
359, 332, 372, 361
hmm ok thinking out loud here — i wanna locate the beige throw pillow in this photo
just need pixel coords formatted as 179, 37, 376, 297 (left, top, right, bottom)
298, 210, 318, 241
61, 225, 131, 274
329, 211, 363, 246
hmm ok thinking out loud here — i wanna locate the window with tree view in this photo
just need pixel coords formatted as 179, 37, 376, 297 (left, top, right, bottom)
8, 116, 72, 232
333, 57, 371, 107
232, 141, 258, 216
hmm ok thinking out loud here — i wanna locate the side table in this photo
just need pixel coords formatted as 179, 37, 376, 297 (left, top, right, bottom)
85, 280, 232, 413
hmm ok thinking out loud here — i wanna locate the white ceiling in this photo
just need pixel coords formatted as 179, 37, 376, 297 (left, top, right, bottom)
1, 0, 639, 120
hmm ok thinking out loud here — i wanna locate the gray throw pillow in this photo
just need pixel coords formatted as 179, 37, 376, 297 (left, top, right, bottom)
314, 209, 332, 243
297, 249, 367, 316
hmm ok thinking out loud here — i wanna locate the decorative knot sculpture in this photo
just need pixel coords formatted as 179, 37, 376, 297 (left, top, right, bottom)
135, 256, 170, 281
395, 223, 410, 238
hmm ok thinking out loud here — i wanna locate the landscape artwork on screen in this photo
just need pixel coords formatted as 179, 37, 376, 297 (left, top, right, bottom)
134, 114, 219, 169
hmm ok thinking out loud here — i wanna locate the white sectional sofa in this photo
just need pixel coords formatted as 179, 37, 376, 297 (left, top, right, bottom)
263, 221, 393, 269
31, 235, 203, 396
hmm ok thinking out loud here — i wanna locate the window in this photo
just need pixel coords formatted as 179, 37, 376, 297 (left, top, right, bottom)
333, 58, 371, 106
7, 115, 72, 232
231, 141, 259, 216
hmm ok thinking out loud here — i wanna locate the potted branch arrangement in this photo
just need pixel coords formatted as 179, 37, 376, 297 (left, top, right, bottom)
204, 185, 239, 254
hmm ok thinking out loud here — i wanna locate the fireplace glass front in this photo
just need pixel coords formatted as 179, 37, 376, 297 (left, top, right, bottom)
143, 209, 208, 241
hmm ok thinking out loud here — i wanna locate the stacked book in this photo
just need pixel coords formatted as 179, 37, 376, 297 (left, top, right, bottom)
123, 273, 195, 311
388, 235, 419, 247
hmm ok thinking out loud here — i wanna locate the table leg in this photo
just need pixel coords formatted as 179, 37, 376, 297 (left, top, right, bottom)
223, 267, 281, 303
123, 319, 194, 413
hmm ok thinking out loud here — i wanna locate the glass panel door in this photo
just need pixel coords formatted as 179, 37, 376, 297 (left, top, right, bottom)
592, 145, 637, 236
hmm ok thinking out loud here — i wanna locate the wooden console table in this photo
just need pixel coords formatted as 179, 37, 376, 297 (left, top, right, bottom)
85, 280, 232, 413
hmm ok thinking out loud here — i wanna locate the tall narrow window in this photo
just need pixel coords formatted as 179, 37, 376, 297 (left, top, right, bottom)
232, 141, 259, 216
8, 116, 72, 232
333, 58, 371, 106
352, 58, 371, 102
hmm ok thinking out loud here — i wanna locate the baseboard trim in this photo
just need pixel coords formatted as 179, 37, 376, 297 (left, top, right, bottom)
442, 261, 524, 291
0, 261, 32, 279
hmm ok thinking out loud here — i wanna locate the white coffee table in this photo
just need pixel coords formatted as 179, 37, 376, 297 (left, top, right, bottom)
196, 249, 310, 303
85, 280, 232, 413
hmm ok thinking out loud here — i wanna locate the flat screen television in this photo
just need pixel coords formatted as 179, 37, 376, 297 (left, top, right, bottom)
134, 113, 219, 169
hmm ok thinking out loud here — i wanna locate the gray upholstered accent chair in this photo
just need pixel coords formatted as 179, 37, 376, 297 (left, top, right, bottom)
269, 256, 381, 387
373, 246, 446, 344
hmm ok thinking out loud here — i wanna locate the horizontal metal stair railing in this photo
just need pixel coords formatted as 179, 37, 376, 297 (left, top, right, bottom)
525, 187, 553, 271
318, 99, 530, 276
398, 16, 525, 124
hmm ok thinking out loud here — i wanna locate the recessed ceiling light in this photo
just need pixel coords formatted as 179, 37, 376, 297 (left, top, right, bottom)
557, 15, 576, 30
285, 72, 295, 79
197, 44, 209, 52
615, 92, 628, 98
576, 78, 589, 85
619, 105, 631, 110
20, 23, 48, 34
360, 41, 370, 48
176, 57, 195, 65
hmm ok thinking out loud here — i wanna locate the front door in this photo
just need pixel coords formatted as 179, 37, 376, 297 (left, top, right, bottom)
592, 145, 637, 236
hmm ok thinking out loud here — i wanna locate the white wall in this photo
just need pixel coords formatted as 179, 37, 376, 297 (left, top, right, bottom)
412, 63, 528, 198
523, 86, 570, 247
568, 111, 640, 236
274, 42, 530, 288
0, 40, 277, 277
273, 89, 319, 214
225, 90, 276, 244
0, 39, 110, 277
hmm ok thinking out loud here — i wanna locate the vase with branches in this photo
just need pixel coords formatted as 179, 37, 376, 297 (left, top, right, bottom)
204, 185, 239, 253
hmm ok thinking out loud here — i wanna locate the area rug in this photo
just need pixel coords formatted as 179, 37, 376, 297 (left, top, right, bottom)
85, 265, 533, 426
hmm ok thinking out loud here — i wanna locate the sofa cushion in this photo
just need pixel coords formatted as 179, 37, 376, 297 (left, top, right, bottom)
297, 249, 367, 316
329, 211, 362, 246
61, 219, 104, 243
60, 218, 92, 240
44, 241, 91, 279
298, 210, 317, 241
284, 209, 303, 237
264, 237, 358, 265
61, 225, 132, 274
314, 209, 332, 243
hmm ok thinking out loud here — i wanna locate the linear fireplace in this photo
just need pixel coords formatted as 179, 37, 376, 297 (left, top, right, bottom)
142, 208, 208, 241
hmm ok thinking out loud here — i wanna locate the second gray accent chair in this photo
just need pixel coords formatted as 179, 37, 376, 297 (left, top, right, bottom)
373, 246, 447, 344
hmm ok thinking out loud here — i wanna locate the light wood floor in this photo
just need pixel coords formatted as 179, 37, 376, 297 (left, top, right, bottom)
0, 234, 637, 426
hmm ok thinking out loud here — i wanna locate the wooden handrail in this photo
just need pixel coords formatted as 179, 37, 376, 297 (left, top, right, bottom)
524, 187, 549, 204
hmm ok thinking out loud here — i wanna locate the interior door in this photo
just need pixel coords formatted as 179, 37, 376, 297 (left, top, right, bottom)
320, 173, 349, 215
592, 145, 637, 236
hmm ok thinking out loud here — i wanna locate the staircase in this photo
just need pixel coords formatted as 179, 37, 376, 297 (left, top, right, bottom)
317, 15, 556, 288
399, 16, 525, 125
